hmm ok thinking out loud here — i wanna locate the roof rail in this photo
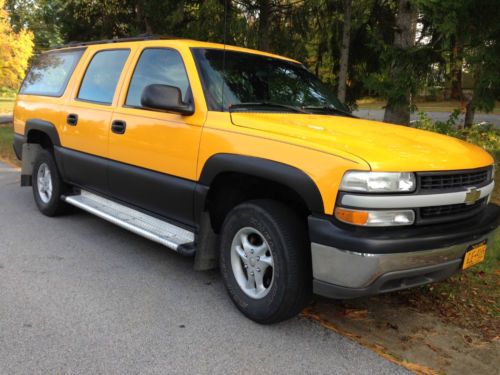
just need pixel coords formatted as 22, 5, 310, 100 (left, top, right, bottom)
53, 34, 183, 49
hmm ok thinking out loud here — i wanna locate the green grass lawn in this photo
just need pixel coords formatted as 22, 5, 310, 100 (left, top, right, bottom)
0, 98, 15, 114
0, 124, 19, 166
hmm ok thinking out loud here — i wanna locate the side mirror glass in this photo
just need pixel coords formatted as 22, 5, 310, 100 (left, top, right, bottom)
140, 84, 194, 116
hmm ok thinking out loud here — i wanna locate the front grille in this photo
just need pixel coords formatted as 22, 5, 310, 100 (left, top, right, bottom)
420, 198, 486, 219
419, 169, 489, 190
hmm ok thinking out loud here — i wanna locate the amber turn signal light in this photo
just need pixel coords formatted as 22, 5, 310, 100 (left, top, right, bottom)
335, 207, 415, 226
335, 207, 369, 225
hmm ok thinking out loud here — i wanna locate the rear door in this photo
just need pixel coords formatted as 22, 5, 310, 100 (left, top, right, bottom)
108, 46, 206, 226
61, 47, 134, 194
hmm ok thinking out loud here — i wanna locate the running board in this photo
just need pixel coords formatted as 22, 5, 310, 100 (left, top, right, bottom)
63, 190, 195, 254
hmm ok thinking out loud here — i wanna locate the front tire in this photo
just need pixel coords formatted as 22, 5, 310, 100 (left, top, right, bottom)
32, 149, 69, 216
219, 200, 311, 324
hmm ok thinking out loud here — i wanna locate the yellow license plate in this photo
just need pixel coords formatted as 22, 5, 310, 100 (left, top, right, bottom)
463, 242, 487, 270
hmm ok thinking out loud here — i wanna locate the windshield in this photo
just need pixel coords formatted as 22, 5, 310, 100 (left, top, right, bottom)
191, 48, 349, 114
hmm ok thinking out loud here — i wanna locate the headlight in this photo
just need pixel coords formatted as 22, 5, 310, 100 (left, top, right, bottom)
335, 207, 415, 226
340, 171, 416, 193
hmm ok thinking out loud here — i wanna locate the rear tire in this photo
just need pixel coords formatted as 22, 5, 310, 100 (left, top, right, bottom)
32, 149, 69, 216
219, 199, 311, 324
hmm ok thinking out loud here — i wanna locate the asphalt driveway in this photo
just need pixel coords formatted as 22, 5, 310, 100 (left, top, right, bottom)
0, 162, 408, 374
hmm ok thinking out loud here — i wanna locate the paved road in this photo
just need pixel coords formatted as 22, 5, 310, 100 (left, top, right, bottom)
0, 113, 12, 124
354, 109, 500, 127
0, 163, 407, 374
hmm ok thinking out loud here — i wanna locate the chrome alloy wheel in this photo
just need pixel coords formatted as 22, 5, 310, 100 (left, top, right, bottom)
230, 227, 274, 299
37, 162, 53, 204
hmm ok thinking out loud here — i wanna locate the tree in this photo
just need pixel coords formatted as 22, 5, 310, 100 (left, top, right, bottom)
57, 0, 136, 42
449, 34, 463, 100
337, 0, 351, 103
6, 0, 63, 51
0, 0, 34, 89
417, 0, 500, 126
383, 0, 418, 125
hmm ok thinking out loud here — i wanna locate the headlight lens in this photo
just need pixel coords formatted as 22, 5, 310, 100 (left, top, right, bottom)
335, 207, 415, 226
340, 171, 416, 193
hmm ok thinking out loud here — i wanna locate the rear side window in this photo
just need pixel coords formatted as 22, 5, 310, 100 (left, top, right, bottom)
20, 49, 84, 97
77, 49, 130, 105
125, 48, 191, 108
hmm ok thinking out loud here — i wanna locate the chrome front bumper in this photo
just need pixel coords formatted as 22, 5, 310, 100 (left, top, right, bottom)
311, 230, 496, 299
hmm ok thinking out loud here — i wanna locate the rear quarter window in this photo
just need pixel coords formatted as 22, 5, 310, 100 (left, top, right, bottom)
20, 49, 85, 97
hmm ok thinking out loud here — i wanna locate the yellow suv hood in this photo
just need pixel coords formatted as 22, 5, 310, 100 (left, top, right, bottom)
231, 113, 493, 172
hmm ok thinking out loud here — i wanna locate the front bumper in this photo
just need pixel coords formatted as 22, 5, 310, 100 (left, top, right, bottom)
309, 204, 500, 299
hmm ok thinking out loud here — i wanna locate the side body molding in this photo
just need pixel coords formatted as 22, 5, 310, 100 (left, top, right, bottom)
198, 154, 325, 214
24, 119, 61, 147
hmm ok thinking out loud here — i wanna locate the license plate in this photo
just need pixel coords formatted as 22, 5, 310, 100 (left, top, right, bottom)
463, 241, 487, 270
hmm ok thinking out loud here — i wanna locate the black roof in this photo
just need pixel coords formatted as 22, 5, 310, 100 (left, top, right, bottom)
54, 34, 182, 49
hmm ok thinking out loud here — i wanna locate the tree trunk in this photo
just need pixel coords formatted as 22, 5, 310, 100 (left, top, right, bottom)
464, 98, 475, 128
383, 0, 418, 125
449, 35, 463, 100
135, 0, 152, 34
337, 0, 352, 103
257, 0, 272, 51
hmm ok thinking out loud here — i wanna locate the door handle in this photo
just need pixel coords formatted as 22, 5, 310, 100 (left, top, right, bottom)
111, 120, 126, 134
67, 113, 78, 126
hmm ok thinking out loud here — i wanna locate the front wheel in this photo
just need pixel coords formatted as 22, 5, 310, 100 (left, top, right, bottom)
219, 200, 311, 324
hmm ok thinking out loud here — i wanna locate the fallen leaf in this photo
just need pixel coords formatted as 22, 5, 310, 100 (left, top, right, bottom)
343, 308, 368, 320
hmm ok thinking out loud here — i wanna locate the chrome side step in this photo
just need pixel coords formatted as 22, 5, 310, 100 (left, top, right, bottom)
63, 190, 195, 252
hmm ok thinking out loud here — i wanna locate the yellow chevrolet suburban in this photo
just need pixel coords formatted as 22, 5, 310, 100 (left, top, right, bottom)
13, 36, 499, 323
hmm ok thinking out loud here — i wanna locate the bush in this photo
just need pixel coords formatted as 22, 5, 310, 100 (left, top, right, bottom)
0, 87, 17, 98
413, 110, 500, 154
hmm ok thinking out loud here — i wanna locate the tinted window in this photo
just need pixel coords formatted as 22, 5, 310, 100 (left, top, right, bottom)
78, 49, 129, 104
192, 48, 347, 113
126, 48, 191, 108
20, 49, 84, 97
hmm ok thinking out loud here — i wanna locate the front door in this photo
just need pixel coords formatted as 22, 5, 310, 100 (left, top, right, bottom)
108, 47, 205, 226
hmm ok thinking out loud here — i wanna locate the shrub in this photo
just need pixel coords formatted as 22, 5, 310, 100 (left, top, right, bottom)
413, 110, 500, 154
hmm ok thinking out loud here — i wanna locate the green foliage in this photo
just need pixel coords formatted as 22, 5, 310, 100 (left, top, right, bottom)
0, 87, 16, 98
6, 0, 63, 50
414, 110, 500, 153
416, 0, 500, 115
364, 45, 439, 110
2, 0, 499, 118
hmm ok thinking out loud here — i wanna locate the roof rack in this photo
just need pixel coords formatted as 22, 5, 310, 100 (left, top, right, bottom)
53, 34, 183, 49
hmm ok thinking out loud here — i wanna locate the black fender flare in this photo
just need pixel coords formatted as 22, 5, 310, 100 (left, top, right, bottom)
24, 119, 61, 147
197, 153, 324, 214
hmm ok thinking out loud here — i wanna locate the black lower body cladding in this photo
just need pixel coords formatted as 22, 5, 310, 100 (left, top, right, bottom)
13, 134, 25, 160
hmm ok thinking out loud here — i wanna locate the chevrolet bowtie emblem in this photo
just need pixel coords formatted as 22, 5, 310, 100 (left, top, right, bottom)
464, 187, 481, 205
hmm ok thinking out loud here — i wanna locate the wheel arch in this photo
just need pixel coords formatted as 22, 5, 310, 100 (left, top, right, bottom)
20, 119, 63, 186
196, 154, 324, 231
25, 119, 61, 148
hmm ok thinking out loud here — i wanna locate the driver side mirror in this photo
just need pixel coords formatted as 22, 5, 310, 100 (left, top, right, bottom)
140, 84, 194, 116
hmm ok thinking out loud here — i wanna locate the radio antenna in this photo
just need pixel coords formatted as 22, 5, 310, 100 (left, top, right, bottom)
221, 0, 228, 110
223, 0, 228, 46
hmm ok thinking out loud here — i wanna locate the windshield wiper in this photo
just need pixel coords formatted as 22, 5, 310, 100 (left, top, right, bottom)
302, 105, 357, 118
229, 102, 306, 114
